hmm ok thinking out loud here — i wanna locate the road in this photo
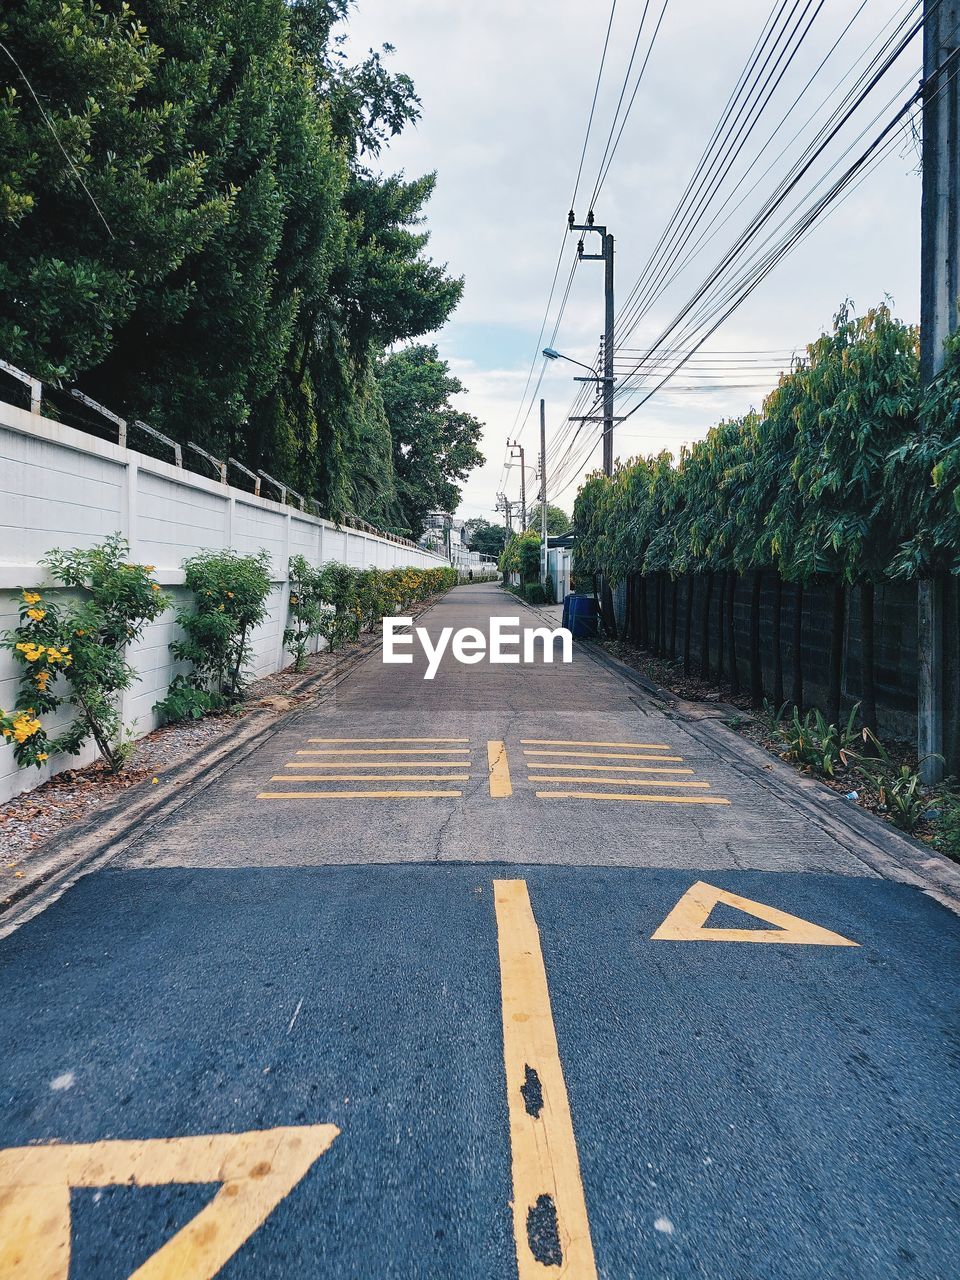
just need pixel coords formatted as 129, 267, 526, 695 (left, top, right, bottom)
1, 582, 958, 1279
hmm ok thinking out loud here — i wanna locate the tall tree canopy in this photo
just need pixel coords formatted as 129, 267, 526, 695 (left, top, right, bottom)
0, 0, 473, 521
378, 343, 484, 537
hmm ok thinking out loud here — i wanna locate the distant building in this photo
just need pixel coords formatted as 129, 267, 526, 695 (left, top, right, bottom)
419, 512, 498, 573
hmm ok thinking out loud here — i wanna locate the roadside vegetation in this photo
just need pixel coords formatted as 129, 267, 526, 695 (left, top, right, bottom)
0, 1, 483, 533
573, 302, 960, 859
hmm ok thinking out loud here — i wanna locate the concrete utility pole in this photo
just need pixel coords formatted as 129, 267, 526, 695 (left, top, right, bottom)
507, 440, 527, 530
918, 0, 960, 782
539, 399, 548, 588
569, 211, 615, 474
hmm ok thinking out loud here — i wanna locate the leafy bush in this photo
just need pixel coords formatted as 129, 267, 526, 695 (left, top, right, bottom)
1, 534, 170, 772
933, 789, 960, 859
283, 560, 457, 663
778, 704, 862, 777
852, 731, 932, 833
524, 583, 547, 605
157, 550, 272, 721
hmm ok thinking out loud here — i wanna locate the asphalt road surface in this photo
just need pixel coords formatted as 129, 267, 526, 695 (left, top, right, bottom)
2, 582, 958, 1279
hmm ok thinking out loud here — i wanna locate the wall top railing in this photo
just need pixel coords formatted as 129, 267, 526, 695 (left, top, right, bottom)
0, 358, 425, 552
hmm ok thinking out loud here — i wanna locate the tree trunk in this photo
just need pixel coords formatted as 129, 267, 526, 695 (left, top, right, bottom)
670, 577, 679, 660
772, 571, 784, 709
791, 581, 804, 711
860, 581, 877, 737
683, 575, 694, 675
749, 569, 763, 706
828, 580, 846, 727
727, 571, 739, 695
716, 570, 726, 678
700, 572, 713, 680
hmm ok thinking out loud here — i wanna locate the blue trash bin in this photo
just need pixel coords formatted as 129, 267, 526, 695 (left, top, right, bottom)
564, 593, 598, 639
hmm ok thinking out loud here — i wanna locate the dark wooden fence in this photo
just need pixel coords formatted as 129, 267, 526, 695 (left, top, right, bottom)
614, 571, 960, 770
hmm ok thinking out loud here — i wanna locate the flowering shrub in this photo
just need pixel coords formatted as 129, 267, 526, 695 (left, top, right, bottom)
283, 561, 457, 664
1, 535, 170, 772
156, 550, 273, 722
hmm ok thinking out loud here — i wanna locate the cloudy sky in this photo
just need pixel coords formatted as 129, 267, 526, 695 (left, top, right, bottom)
345, 0, 923, 523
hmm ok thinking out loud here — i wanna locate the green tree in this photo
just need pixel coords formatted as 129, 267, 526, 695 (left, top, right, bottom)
378, 344, 484, 537
526, 503, 572, 537
465, 518, 508, 558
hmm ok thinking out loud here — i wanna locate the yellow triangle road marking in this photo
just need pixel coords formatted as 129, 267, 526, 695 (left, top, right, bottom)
650, 880, 858, 946
0, 1123, 339, 1279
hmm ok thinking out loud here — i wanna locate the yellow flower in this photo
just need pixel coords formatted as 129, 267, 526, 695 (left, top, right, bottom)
46, 648, 61, 662
145, 565, 156, 572
22, 591, 41, 604
37, 752, 48, 762
75, 629, 86, 637
151, 583, 161, 592
227, 591, 234, 598
26, 608, 45, 621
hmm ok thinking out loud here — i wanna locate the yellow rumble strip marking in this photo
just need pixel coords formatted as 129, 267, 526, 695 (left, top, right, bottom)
529, 777, 710, 788
487, 740, 513, 798
520, 739, 671, 749
537, 791, 730, 805
523, 750, 684, 762
258, 790, 462, 799
494, 879, 598, 1280
273, 774, 471, 783
0, 1124, 338, 1280
521, 762, 693, 774
296, 748, 471, 756
306, 737, 469, 743
284, 760, 467, 769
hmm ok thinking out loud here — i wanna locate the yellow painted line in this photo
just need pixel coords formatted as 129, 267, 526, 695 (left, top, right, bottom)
487, 740, 513, 798
0, 1124, 338, 1280
306, 737, 469, 743
284, 760, 467, 769
537, 791, 730, 805
529, 776, 710, 788
296, 748, 471, 755
520, 739, 671, 749
494, 879, 598, 1279
521, 762, 693, 774
651, 880, 859, 945
524, 750, 684, 762
272, 774, 471, 782
258, 790, 462, 799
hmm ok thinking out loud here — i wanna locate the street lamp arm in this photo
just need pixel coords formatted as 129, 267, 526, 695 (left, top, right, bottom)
542, 348, 601, 377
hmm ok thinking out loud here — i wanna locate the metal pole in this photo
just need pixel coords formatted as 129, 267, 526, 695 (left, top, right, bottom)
519, 446, 527, 532
917, 0, 959, 782
540, 399, 548, 589
603, 232, 615, 476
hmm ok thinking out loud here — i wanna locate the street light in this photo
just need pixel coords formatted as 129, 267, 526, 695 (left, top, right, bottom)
542, 347, 613, 384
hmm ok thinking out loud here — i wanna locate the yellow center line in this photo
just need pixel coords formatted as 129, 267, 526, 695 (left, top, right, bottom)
487, 740, 513, 798
524, 750, 684, 762
306, 737, 470, 743
494, 879, 598, 1280
296, 748, 471, 755
272, 775, 472, 783
258, 790, 463, 799
520, 739, 671, 749
536, 791, 730, 805
520, 762, 693, 774
529, 776, 710, 788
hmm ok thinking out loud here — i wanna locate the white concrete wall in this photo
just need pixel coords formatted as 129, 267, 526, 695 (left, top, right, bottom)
0, 399, 449, 803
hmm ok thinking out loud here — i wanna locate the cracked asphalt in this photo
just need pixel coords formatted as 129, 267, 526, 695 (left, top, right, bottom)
1, 582, 958, 1279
